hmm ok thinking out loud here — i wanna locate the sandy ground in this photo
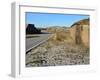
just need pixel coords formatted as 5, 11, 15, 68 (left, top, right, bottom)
26, 40, 89, 67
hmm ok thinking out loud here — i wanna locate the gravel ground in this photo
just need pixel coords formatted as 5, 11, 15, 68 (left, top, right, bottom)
26, 41, 89, 67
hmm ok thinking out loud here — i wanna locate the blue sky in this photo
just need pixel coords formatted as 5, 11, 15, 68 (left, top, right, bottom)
26, 12, 89, 28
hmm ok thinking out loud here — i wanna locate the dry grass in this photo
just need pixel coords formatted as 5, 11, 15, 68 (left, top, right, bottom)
47, 28, 73, 44
26, 18, 90, 67
26, 27, 89, 67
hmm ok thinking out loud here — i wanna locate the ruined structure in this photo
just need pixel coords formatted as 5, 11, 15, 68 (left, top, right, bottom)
26, 24, 41, 34
69, 19, 89, 47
